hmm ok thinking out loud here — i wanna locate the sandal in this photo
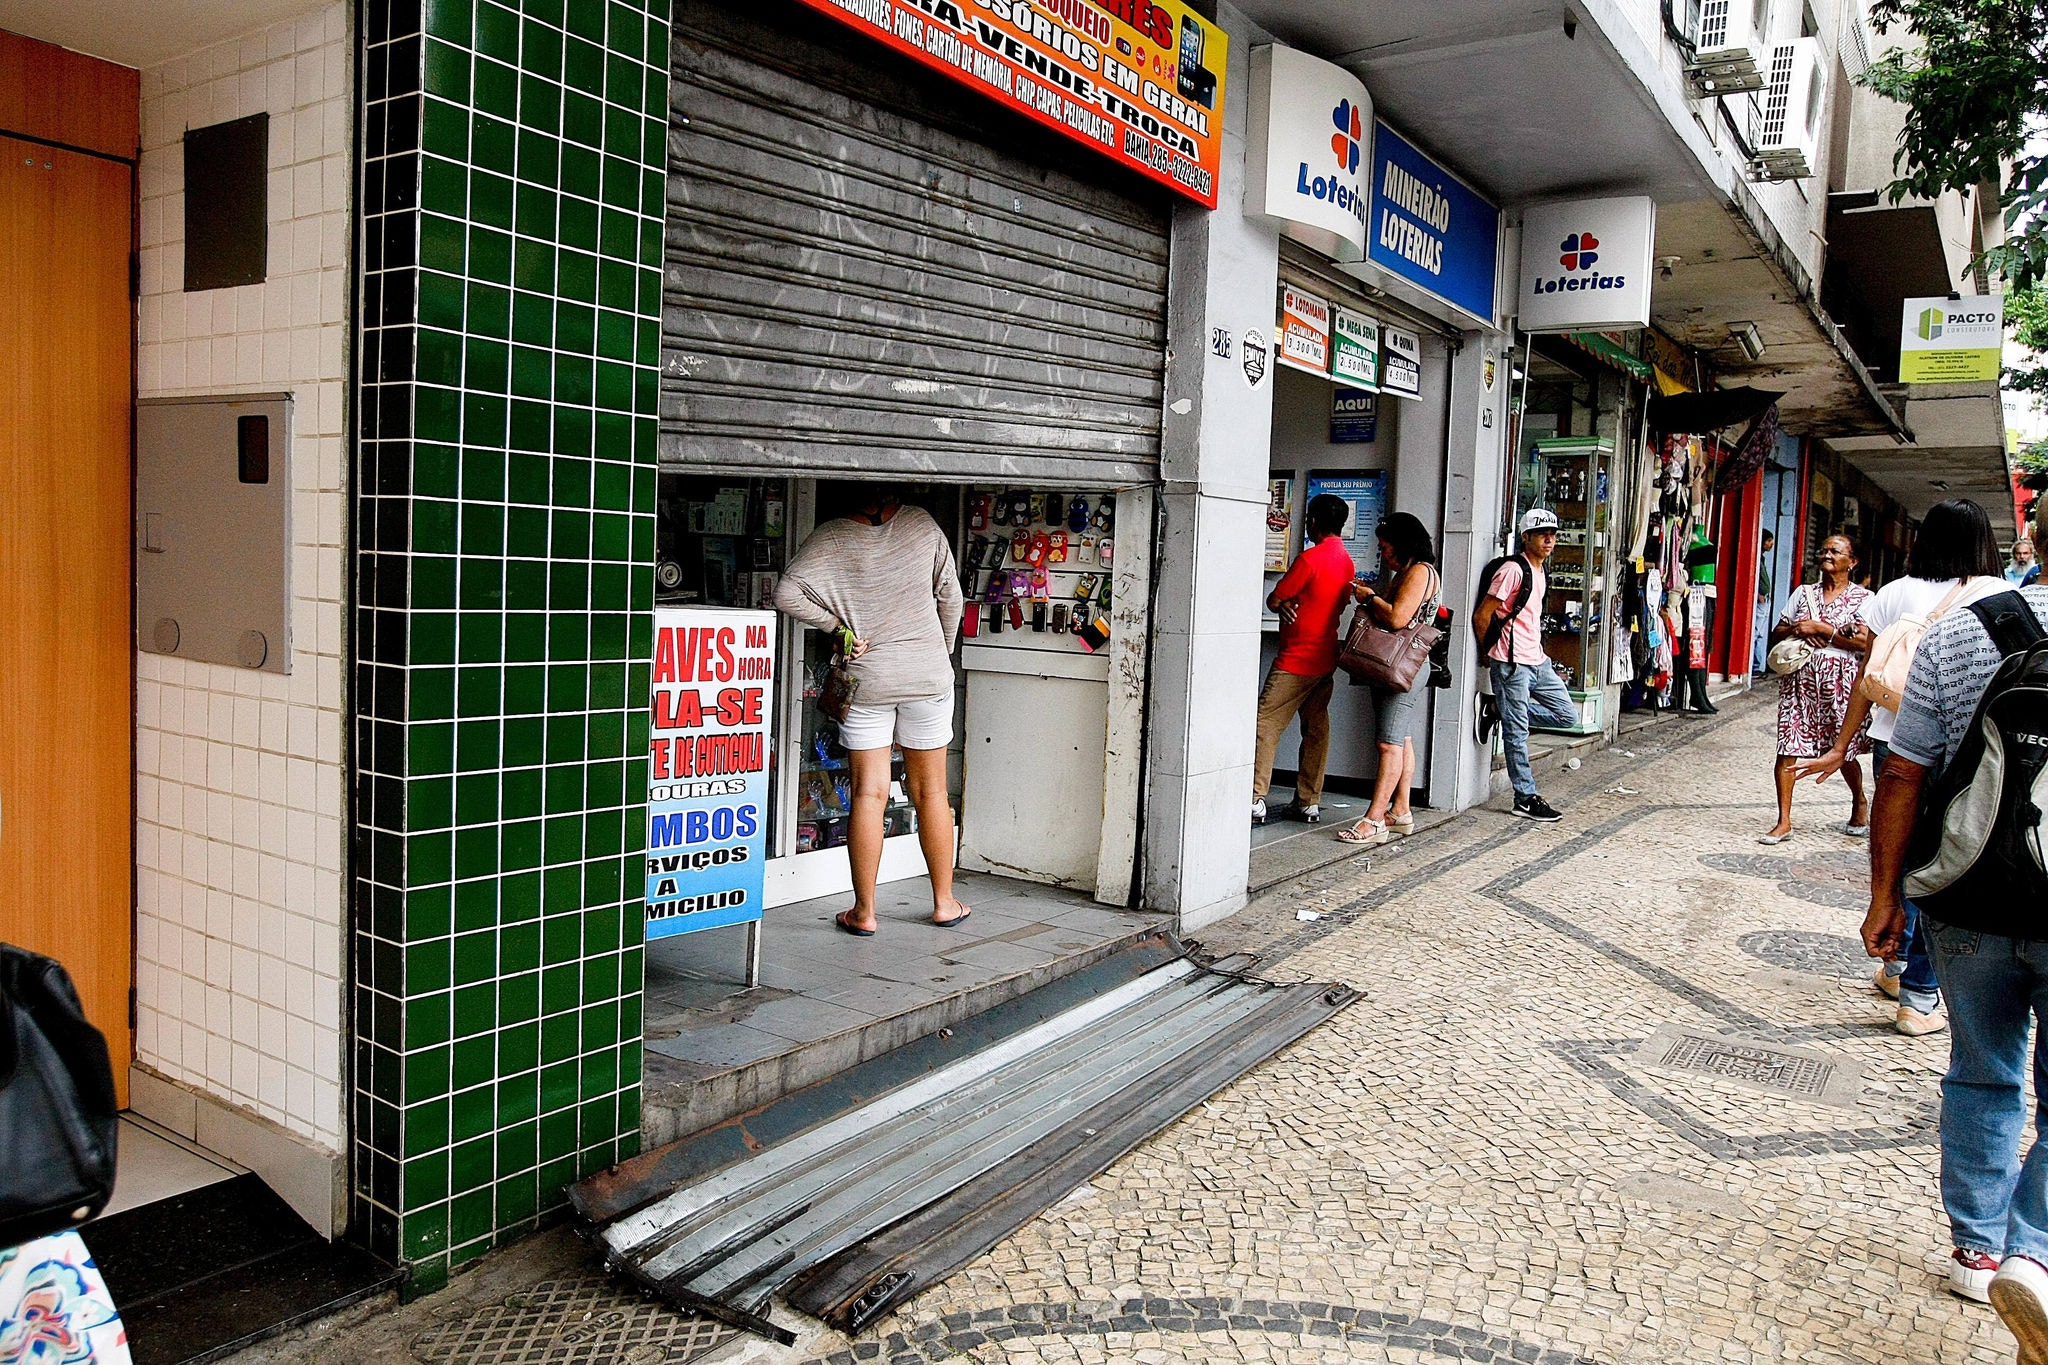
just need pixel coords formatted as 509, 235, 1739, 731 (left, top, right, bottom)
835, 910, 877, 937
1386, 813, 1414, 834
1336, 818, 1390, 846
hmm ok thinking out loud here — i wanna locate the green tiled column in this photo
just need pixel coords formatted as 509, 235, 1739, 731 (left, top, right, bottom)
354, 0, 667, 1287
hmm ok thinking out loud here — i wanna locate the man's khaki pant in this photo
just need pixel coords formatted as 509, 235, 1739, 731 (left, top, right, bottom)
1252, 666, 1335, 805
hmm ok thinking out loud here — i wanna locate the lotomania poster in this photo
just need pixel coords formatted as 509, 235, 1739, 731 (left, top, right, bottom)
790, 0, 1228, 207
645, 607, 775, 939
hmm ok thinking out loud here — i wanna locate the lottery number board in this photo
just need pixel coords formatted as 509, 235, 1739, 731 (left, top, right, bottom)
646, 607, 775, 940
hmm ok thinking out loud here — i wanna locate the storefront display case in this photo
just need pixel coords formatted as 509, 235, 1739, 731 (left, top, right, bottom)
1527, 435, 1613, 734
655, 474, 958, 905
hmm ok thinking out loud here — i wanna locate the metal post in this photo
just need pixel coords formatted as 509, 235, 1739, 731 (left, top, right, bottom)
745, 920, 762, 989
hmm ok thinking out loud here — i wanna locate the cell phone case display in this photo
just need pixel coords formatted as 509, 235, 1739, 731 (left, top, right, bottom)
1528, 436, 1613, 731
962, 488, 1115, 653
794, 630, 917, 853
654, 475, 786, 609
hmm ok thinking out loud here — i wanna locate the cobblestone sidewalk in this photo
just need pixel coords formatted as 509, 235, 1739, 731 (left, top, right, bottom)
788, 693, 2013, 1365
226, 694, 2014, 1365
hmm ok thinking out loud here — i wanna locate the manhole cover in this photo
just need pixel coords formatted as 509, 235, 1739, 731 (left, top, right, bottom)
1634, 1026, 1863, 1108
1736, 929, 1868, 980
410, 1274, 737, 1365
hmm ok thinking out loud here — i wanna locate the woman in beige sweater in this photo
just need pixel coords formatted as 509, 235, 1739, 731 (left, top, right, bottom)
774, 490, 969, 934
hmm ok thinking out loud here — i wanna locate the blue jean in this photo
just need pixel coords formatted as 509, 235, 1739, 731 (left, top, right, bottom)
1490, 660, 1578, 798
1926, 920, 2048, 1262
1870, 741, 1940, 1011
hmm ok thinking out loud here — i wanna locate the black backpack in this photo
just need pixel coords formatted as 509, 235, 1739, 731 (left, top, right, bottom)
1902, 592, 2048, 926
1473, 554, 1534, 658
0, 943, 120, 1245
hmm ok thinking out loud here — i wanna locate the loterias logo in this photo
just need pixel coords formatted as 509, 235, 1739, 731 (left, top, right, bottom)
1295, 98, 1366, 225
1331, 99, 1361, 173
1529, 229, 1626, 297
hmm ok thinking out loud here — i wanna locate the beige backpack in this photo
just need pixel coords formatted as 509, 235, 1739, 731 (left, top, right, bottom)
1856, 579, 1983, 712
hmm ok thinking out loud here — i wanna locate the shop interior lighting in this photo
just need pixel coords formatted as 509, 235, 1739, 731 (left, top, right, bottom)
1729, 321, 1765, 361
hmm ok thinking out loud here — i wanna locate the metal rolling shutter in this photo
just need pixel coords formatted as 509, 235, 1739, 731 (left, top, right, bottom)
662, 6, 1171, 488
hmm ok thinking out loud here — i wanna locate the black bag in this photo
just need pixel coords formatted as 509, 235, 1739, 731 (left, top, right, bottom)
0, 943, 120, 1246
1427, 605, 1456, 689
1473, 554, 1534, 659
1902, 593, 2048, 929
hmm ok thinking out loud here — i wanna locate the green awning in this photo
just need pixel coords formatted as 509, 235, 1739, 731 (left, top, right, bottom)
1564, 331, 1654, 383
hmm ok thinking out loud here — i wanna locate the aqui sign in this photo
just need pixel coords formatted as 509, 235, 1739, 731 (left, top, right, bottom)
645, 607, 775, 938
1898, 295, 2004, 382
1243, 44, 1372, 261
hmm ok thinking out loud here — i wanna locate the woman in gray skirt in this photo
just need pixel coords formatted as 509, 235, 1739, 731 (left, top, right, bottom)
1336, 512, 1440, 846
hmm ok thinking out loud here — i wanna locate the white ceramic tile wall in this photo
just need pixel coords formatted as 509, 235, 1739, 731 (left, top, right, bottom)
133, 2, 350, 1150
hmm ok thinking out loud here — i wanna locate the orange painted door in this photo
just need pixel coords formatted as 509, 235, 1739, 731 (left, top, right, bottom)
0, 133, 135, 1103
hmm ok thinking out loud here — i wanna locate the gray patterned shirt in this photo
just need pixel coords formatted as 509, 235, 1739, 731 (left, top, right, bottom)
1890, 585, 2048, 772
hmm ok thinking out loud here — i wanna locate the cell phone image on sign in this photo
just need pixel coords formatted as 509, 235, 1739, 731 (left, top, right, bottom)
646, 607, 776, 939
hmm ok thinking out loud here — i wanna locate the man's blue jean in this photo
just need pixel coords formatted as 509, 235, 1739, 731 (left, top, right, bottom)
1490, 660, 1578, 798
1869, 742, 1940, 1011
1926, 919, 2048, 1262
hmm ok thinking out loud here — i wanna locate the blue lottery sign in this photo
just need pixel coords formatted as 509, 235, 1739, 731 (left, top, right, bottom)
645, 607, 775, 939
1366, 121, 1500, 324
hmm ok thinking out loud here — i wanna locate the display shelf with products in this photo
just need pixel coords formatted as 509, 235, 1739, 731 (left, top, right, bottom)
792, 628, 919, 854
956, 487, 1117, 666
655, 474, 788, 610
1527, 435, 1613, 734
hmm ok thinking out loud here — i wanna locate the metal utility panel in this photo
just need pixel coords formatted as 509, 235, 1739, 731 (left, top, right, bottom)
136, 394, 292, 674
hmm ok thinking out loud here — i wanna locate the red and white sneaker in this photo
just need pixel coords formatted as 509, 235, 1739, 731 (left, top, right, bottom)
1951, 1248, 2001, 1303
1991, 1256, 2048, 1363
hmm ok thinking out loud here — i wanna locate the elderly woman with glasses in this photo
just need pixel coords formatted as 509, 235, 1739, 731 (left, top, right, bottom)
1759, 533, 1870, 844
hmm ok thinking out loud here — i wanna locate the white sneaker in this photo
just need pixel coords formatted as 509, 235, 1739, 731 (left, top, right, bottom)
1897, 1005, 1949, 1037
1873, 965, 1903, 1000
1952, 1248, 2001, 1303
1991, 1255, 2048, 1362
1251, 798, 1267, 827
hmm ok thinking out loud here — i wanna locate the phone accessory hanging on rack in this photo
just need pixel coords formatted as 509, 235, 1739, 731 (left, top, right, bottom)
969, 494, 990, 531
1068, 494, 1090, 532
1098, 537, 1113, 566
1010, 527, 1031, 562
1026, 532, 1050, 568
1092, 496, 1113, 530
1048, 532, 1068, 563
1074, 573, 1099, 601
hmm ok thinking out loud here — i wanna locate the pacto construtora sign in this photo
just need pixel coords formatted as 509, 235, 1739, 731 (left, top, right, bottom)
793, 0, 1228, 207
645, 607, 775, 939
1898, 294, 2004, 382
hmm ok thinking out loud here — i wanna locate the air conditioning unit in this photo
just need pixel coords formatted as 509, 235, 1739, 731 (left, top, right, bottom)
1686, 0, 1764, 96
1748, 37, 1822, 180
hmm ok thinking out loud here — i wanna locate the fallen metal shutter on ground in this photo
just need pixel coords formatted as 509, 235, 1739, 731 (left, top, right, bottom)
663, 6, 1171, 487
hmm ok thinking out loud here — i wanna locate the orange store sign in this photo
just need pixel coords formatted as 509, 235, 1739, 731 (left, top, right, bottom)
792, 0, 1228, 207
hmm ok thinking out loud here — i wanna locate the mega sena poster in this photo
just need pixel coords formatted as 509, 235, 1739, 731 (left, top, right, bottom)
645, 607, 775, 940
793, 0, 1227, 207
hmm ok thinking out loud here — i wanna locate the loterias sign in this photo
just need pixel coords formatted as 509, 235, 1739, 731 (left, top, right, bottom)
1365, 121, 1499, 324
1243, 44, 1372, 261
1516, 196, 1656, 333
791, 0, 1228, 207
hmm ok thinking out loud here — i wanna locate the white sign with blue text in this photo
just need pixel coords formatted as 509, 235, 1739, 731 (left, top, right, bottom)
1243, 44, 1372, 262
1516, 196, 1656, 333
1366, 122, 1499, 324
645, 606, 774, 940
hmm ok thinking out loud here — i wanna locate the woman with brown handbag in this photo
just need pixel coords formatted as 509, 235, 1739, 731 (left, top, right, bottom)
1336, 512, 1441, 846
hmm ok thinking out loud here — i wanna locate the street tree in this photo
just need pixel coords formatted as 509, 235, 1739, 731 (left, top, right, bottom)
1862, 0, 2048, 292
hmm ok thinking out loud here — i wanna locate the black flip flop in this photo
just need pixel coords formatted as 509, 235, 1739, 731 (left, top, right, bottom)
933, 907, 972, 929
834, 911, 876, 937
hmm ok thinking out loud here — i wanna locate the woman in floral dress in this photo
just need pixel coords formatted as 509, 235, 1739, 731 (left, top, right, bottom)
0, 1232, 130, 1364
1761, 534, 1870, 843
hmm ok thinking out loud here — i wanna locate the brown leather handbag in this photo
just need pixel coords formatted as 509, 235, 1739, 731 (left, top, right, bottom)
1338, 568, 1442, 691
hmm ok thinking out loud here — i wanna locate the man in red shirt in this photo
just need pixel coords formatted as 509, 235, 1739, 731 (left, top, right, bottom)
1253, 494, 1356, 825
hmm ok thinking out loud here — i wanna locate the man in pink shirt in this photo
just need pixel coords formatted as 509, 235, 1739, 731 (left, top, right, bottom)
1252, 495, 1356, 825
1473, 508, 1576, 821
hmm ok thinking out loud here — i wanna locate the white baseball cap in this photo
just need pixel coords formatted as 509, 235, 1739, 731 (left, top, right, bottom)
1520, 508, 1561, 534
